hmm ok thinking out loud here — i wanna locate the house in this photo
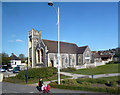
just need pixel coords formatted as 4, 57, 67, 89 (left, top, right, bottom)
91, 51, 113, 63
10, 53, 21, 67
28, 29, 92, 68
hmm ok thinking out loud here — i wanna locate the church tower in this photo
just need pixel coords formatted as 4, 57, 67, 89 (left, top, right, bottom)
28, 28, 41, 68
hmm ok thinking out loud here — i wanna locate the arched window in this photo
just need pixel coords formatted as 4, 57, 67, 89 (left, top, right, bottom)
65, 57, 67, 63
40, 49, 43, 63
36, 50, 40, 64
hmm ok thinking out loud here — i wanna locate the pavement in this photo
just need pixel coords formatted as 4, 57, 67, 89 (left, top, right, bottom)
60, 72, 120, 79
2, 82, 99, 93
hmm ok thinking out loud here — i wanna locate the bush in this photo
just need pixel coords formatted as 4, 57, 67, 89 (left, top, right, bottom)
105, 81, 117, 87
16, 67, 57, 80
81, 82, 91, 86
62, 79, 78, 85
60, 67, 76, 72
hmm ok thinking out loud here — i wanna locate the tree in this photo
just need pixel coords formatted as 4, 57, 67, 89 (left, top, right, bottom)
19, 54, 25, 59
19, 54, 25, 63
1, 52, 11, 66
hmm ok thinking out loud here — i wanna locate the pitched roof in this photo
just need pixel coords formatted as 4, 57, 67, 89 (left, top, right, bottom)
43, 39, 87, 54
92, 53, 101, 58
77, 46, 88, 54
10, 53, 20, 60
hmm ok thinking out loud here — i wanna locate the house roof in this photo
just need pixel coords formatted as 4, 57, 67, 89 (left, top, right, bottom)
77, 46, 88, 54
92, 53, 101, 58
43, 39, 88, 54
100, 54, 112, 58
10, 53, 20, 60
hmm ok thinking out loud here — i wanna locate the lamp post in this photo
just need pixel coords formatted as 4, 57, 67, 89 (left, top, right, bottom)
25, 58, 28, 84
48, 1, 60, 85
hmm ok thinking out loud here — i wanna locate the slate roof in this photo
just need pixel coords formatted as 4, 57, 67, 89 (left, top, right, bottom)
43, 39, 88, 54
92, 53, 101, 58
10, 53, 20, 60
77, 46, 88, 54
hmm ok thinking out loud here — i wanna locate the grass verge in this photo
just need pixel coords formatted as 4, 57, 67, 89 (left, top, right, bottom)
50, 77, 120, 94
71, 64, 119, 75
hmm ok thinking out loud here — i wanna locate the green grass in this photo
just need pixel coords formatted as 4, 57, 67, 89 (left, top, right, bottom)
3, 74, 71, 84
71, 64, 119, 75
98, 76, 119, 82
50, 77, 120, 94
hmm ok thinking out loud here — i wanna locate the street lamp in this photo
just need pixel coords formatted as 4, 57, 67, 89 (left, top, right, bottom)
48, 1, 60, 85
25, 58, 28, 84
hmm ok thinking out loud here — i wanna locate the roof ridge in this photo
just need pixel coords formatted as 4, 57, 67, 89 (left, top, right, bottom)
78, 45, 88, 48
42, 39, 77, 45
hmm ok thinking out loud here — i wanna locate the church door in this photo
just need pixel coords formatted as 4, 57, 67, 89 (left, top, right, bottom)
49, 60, 54, 67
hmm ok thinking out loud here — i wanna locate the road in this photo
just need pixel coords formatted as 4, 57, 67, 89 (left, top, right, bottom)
2, 82, 102, 94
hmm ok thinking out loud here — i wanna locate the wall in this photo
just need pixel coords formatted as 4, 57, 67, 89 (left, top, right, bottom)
10, 60, 21, 66
48, 53, 76, 68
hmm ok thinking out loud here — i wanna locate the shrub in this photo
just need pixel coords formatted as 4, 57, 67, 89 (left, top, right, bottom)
105, 81, 117, 87
81, 82, 91, 86
60, 67, 76, 72
62, 79, 78, 85
16, 67, 57, 80
110, 82, 117, 86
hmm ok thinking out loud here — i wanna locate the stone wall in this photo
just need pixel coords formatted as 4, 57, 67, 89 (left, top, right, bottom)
48, 53, 76, 68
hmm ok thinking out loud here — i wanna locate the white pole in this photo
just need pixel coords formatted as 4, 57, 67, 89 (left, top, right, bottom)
58, 7, 60, 85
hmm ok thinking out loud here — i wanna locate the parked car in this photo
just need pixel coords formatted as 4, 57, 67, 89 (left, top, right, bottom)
2, 65, 8, 70
7, 67, 13, 72
13, 67, 20, 73
0, 68, 6, 72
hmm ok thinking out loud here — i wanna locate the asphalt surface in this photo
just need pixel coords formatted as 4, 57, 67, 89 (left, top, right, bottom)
2, 82, 99, 93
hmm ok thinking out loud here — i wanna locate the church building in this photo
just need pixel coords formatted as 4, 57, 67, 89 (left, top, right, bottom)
28, 29, 92, 68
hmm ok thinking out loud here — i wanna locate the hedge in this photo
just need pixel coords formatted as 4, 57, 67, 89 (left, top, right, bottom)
16, 67, 57, 80
60, 67, 77, 72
